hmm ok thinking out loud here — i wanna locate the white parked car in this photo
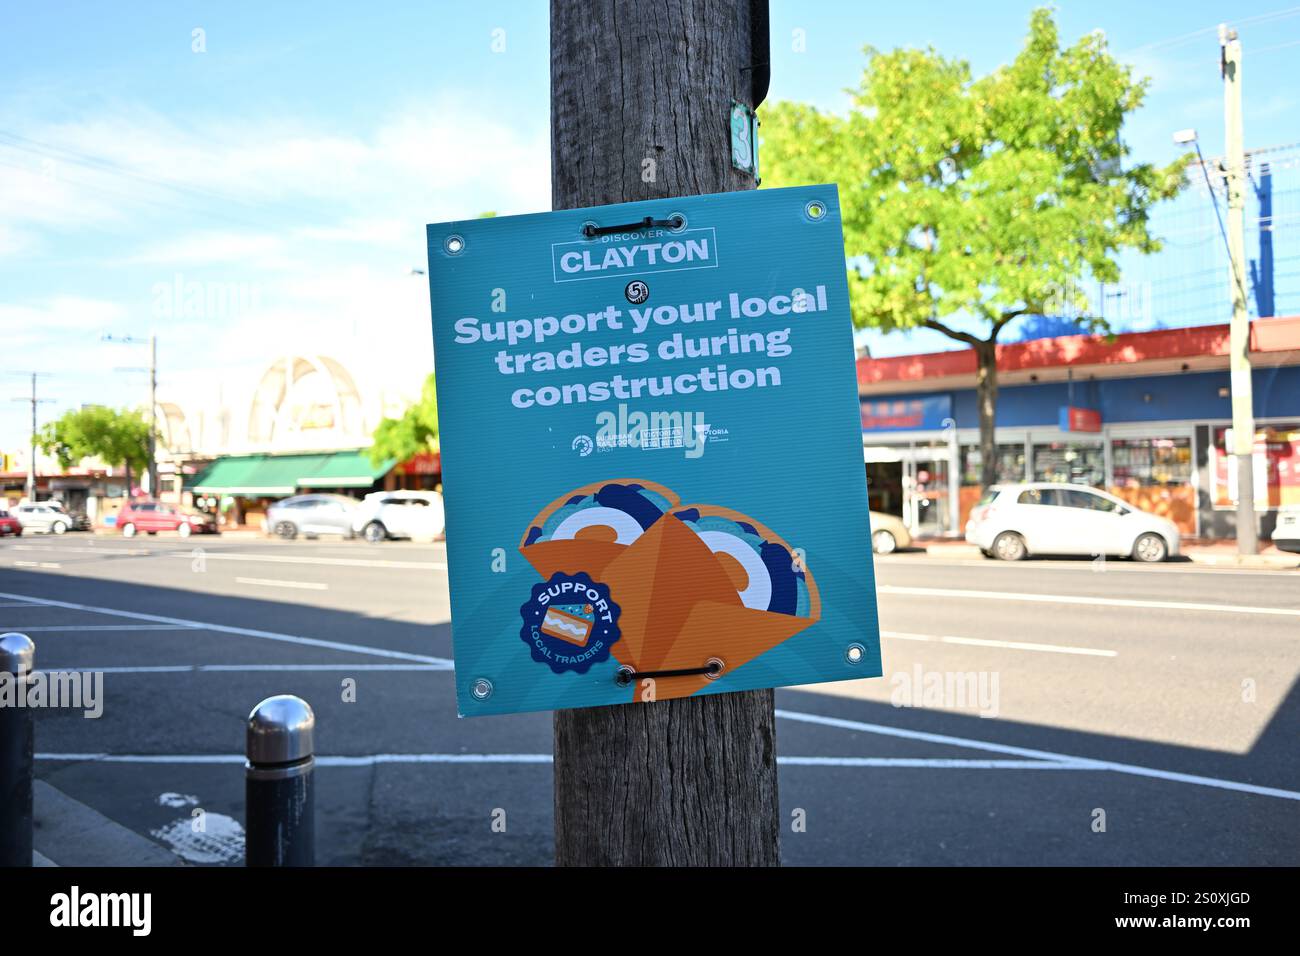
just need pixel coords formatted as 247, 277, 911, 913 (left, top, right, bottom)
12, 502, 76, 535
966, 482, 1181, 563
1271, 511, 1300, 554
352, 491, 445, 543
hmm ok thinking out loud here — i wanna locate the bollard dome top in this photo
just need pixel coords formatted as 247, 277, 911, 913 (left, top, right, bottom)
0, 632, 35, 674
246, 694, 315, 764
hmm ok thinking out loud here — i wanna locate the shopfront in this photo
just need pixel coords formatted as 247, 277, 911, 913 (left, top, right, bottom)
858, 318, 1300, 540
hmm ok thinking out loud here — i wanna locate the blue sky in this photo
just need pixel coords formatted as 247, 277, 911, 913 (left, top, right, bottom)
2, 1, 1299, 450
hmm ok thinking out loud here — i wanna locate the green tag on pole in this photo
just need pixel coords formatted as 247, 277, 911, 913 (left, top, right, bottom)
729, 101, 759, 181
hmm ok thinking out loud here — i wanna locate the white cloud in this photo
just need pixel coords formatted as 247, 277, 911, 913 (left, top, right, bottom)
0, 93, 547, 449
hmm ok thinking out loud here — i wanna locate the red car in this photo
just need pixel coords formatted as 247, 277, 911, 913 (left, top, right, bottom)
117, 501, 218, 538
0, 510, 22, 537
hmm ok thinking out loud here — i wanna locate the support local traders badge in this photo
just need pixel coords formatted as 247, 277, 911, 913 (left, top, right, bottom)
520, 572, 621, 674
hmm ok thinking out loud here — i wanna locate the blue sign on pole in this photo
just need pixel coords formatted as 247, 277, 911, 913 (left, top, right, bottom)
427, 185, 882, 716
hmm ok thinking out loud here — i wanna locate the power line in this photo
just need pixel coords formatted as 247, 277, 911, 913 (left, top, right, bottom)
1118, 5, 1300, 55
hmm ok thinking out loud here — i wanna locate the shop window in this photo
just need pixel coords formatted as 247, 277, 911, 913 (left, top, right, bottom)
1112, 437, 1191, 487
1032, 442, 1104, 487
961, 444, 1027, 486
1210, 424, 1300, 509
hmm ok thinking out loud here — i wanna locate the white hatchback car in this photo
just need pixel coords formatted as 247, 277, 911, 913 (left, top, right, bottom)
966, 482, 1181, 562
1271, 510, 1300, 554
352, 491, 446, 543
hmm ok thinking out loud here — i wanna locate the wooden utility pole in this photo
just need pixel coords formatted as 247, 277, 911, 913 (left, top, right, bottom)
550, 0, 779, 866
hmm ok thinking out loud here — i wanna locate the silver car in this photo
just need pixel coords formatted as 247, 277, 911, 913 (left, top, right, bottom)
12, 502, 78, 535
265, 494, 359, 540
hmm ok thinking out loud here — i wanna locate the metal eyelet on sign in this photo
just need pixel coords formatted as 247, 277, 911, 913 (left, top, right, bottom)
704, 657, 725, 680
804, 200, 827, 222
444, 234, 466, 255
845, 643, 866, 665
471, 678, 493, 700
615, 666, 636, 687
666, 213, 687, 232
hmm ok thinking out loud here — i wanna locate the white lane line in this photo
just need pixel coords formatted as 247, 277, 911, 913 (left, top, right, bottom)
234, 576, 328, 591
13, 545, 149, 556
13, 625, 198, 632
879, 555, 1300, 577
0, 590, 451, 665
0, 602, 39, 607
9, 543, 445, 569
60, 663, 453, 673
13, 560, 60, 569
880, 584, 1300, 618
775, 708, 1300, 802
30, 752, 1087, 769
883, 630, 1117, 658
169, 552, 446, 571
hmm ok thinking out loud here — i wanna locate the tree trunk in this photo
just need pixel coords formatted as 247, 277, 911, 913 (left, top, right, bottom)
550, 0, 780, 866
975, 341, 999, 490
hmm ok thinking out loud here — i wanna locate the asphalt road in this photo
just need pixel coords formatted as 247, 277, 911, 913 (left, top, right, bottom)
2, 532, 1297, 866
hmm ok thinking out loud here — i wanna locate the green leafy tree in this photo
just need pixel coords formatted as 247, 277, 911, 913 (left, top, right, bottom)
762, 9, 1188, 487
369, 373, 439, 467
38, 405, 152, 491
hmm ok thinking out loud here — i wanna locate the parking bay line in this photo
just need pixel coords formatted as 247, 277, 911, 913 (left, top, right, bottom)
0, 589, 451, 665
29, 752, 1091, 769
52, 663, 454, 673
880, 585, 1300, 619
883, 630, 1116, 657
775, 707, 1300, 802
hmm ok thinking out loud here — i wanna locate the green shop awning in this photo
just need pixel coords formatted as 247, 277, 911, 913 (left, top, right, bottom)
188, 450, 394, 497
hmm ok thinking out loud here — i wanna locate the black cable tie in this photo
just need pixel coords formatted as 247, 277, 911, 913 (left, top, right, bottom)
615, 661, 722, 685
582, 215, 684, 238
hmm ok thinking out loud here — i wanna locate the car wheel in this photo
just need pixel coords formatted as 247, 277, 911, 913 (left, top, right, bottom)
178, 522, 192, 538
363, 521, 387, 543
872, 529, 898, 555
992, 531, 1027, 561
52, 520, 68, 535
1132, 532, 1168, 563
121, 522, 137, 538
274, 521, 298, 540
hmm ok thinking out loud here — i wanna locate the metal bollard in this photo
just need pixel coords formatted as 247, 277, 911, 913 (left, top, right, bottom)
245, 694, 315, 866
0, 633, 35, 868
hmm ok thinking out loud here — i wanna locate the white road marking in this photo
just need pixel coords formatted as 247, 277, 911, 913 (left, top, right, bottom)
880, 584, 1300, 618
775, 708, 1300, 802
0, 590, 451, 665
883, 630, 1117, 657
28, 753, 1087, 769
58, 663, 454, 673
234, 576, 329, 591
0, 602, 39, 607
878, 555, 1300, 577
17, 625, 197, 632
9, 542, 444, 569
172, 551, 446, 570
13, 560, 60, 569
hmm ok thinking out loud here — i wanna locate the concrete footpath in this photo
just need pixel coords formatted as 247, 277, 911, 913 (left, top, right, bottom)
33, 780, 185, 867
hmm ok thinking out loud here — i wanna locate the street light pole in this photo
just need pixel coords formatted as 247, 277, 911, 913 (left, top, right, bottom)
26, 373, 36, 502
1221, 24, 1258, 555
103, 332, 159, 497
148, 333, 158, 497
